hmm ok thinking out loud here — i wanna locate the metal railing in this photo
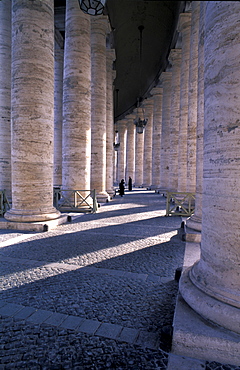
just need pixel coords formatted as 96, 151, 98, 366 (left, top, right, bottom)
53, 188, 98, 214
0, 190, 10, 216
166, 191, 195, 217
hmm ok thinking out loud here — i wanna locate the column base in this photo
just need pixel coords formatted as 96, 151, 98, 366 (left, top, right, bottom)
179, 266, 240, 335
106, 189, 115, 198
186, 214, 202, 232
4, 207, 61, 223
0, 214, 70, 232
172, 292, 240, 366
96, 192, 110, 203
183, 224, 201, 243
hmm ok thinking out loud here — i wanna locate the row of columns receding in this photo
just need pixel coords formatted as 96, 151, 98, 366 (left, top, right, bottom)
1, 0, 240, 346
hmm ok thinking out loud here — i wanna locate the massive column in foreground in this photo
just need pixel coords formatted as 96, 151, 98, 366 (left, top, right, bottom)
5, 0, 60, 222
180, 1, 240, 335
151, 86, 163, 190
0, 0, 11, 199
177, 12, 191, 193
91, 15, 110, 202
142, 98, 154, 188
62, 0, 91, 195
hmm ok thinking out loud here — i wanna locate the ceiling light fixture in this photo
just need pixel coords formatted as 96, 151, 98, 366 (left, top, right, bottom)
78, 0, 106, 16
134, 25, 148, 134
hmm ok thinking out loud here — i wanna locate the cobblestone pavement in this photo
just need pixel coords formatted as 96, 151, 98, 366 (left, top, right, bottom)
0, 189, 239, 369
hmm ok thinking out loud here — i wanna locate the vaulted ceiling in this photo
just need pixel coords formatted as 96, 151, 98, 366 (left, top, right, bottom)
54, 0, 187, 121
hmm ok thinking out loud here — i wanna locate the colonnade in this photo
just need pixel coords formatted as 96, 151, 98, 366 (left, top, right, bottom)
115, 1, 240, 346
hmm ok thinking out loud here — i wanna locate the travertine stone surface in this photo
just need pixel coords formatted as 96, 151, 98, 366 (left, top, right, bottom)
0, 0, 11, 199
125, 114, 136, 183
150, 87, 163, 189
106, 48, 116, 197
168, 49, 182, 192
187, 1, 199, 194
180, 1, 240, 334
142, 98, 154, 187
5, 0, 60, 222
160, 72, 172, 191
186, 2, 204, 232
54, 46, 63, 187
91, 15, 110, 202
116, 120, 127, 183
62, 0, 91, 194
134, 108, 144, 187
177, 13, 191, 192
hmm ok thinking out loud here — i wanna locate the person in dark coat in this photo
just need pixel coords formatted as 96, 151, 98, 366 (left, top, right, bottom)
128, 176, 132, 191
119, 179, 125, 196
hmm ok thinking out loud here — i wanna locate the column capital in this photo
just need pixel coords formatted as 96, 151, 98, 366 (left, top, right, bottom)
177, 12, 191, 33
169, 48, 182, 64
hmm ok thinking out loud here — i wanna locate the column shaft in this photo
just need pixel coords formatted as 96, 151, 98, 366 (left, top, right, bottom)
151, 87, 163, 189
143, 98, 154, 187
125, 114, 136, 183
5, 0, 60, 222
62, 0, 91, 193
169, 49, 181, 192
160, 72, 172, 191
177, 13, 192, 192
0, 0, 11, 198
117, 120, 127, 183
106, 48, 115, 197
91, 15, 110, 202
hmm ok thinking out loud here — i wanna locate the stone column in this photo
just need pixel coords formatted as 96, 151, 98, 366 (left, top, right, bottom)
117, 120, 127, 183
180, 1, 240, 334
134, 109, 144, 187
151, 86, 163, 190
168, 49, 182, 192
62, 0, 91, 198
142, 98, 154, 188
106, 47, 116, 198
177, 13, 191, 193
0, 0, 11, 199
187, 2, 200, 194
91, 15, 110, 202
125, 114, 136, 183
186, 1, 203, 233
54, 44, 64, 187
160, 71, 172, 191
5, 0, 60, 222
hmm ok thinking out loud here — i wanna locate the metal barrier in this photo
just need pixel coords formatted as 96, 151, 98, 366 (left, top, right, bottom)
0, 190, 10, 216
166, 191, 195, 217
53, 188, 98, 213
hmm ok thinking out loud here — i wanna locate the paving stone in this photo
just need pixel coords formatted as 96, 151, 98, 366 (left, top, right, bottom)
60, 315, 84, 330
135, 330, 160, 350
0, 300, 7, 308
44, 312, 68, 327
27, 309, 53, 324
14, 306, 37, 320
0, 302, 23, 317
77, 319, 101, 334
118, 327, 139, 344
95, 322, 123, 340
